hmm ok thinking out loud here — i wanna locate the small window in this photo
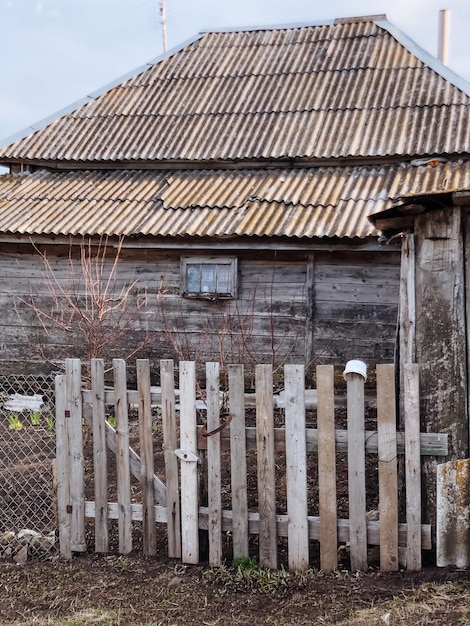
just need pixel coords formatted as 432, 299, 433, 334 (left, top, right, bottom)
181, 257, 237, 299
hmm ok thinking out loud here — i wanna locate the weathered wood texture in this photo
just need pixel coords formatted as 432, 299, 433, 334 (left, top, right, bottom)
376, 364, 398, 571
414, 208, 468, 527
313, 252, 400, 365
56, 358, 445, 571
0, 246, 400, 376
90, 359, 109, 553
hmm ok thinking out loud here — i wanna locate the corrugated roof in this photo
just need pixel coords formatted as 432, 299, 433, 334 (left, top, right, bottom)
0, 160, 468, 239
1, 18, 469, 164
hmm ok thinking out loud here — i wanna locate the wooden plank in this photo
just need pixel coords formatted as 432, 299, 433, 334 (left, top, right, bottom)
55, 374, 71, 559
304, 255, 315, 368
206, 362, 222, 566
179, 361, 199, 564
345, 367, 368, 571
197, 425, 448, 456
404, 363, 421, 570
160, 359, 181, 559
84, 501, 432, 550
415, 208, 468, 529
376, 364, 398, 571
113, 359, 132, 555
317, 365, 337, 572
90, 359, 109, 553
137, 359, 156, 557
284, 364, 309, 572
65, 359, 86, 552
256, 364, 277, 570
82, 399, 167, 504
228, 364, 249, 558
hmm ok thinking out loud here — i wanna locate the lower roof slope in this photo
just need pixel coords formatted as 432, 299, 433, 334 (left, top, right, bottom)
0, 160, 467, 239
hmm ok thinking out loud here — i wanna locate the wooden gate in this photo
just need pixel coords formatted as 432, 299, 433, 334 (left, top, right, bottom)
55, 358, 448, 571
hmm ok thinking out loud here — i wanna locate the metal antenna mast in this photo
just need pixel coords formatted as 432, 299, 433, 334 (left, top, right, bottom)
160, 0, 167, 52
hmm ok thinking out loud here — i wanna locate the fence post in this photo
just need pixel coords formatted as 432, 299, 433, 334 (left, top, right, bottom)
206, 362, 222, 565
256, 364, 277, 570
344, 360, 368, 571
161, 359, 181, 559
91, 358, 109, 553
55, 374, 71, 559
113, 359, 132, 555
404, 363, 421, 570
179, 361, 199, 564
376, 364, 399, 571
65, 358, 86, 552
317, 364, 338, 572
137, 359, 156, 557
228, 364, 249, 559
285, 364, 308, 572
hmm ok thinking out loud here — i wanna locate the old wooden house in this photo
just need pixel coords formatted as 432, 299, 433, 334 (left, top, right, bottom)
0, 14, 468, 381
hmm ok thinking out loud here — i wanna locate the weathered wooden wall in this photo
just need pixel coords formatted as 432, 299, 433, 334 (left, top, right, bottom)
313, 251, 401, 368
0, 243, 400, 379
412, 206, 469, 528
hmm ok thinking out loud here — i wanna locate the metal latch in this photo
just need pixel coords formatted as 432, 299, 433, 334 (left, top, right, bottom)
174, 449, 200, 463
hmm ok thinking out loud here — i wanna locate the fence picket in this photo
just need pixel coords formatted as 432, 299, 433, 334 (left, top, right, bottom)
113, 359, 132, 554
345, 366, 368, 571
317, 365, 338, 572
91, 358, 109, 553
54, 358, 444, 573
404, 363, 422, 570
256, 364, 277, 570
137, 359, 156, 557
179, 361, 199, 564
65, 358, 86, 552
228, 364, 249, 559
285, 364, 309, 572
206, 362, 222, 565
55, 374, 71, 559
160, 359, 181, 559
377, 364, 399, 571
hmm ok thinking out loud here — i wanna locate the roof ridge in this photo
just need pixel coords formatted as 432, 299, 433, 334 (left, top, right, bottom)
334, 15, 387, 24
376, 18, 470, 97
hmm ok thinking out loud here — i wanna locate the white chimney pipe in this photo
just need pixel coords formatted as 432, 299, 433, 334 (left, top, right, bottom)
438, 9, 450, 65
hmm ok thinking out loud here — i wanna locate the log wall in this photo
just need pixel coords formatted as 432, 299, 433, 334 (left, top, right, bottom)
0, 243, 400, 378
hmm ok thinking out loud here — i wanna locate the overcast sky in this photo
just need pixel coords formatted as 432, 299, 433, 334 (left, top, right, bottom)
0, 0, 469, 144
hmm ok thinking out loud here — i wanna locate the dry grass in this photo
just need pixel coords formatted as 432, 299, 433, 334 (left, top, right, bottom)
331, 580, 470, 626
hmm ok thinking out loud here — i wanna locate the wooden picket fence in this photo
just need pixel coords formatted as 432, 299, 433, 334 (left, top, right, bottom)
55, 358, 448, 572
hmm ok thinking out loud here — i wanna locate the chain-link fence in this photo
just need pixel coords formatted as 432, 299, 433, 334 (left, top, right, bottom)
0, 374, 58, 561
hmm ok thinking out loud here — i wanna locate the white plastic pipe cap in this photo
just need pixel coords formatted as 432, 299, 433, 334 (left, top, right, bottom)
343, 360, 367, 381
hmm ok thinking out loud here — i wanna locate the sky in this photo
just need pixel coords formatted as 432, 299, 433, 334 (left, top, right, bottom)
0, 0, 469, 144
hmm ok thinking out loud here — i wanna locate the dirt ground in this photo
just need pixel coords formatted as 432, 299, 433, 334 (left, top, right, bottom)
0, 553, 469, 626
2, 401, 469, 625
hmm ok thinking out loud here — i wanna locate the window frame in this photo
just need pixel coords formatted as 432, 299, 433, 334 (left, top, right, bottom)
180, 256, 238, 300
